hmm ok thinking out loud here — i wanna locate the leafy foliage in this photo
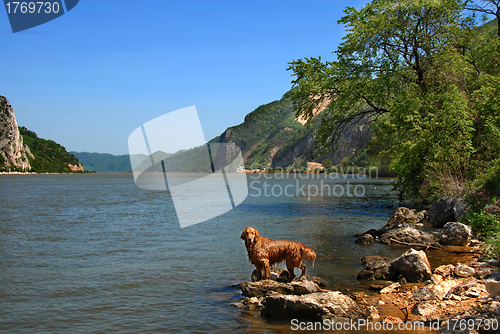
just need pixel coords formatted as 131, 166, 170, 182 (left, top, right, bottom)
220, 91, 307, 166
463, 210, 500, 237
19, 126, 82, 173
288, 0, 500, 201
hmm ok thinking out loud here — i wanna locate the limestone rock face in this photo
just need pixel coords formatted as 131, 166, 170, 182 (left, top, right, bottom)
68, 163, 84, 172
0, 96, 32, 171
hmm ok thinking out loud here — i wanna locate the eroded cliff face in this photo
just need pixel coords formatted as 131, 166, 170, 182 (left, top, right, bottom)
0, 96, 33, 171
271, 121, 372, 169
68, 163, 84, 172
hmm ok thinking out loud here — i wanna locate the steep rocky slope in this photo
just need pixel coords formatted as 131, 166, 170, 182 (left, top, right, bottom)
0, 96, 84, 173
0, 96, 33, 171
218, 91, 372, 169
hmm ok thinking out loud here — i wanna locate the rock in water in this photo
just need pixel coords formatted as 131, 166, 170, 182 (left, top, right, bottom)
0, 96, 33, 171
380, 226, 435, 245
355, 233, 375, 244
391, 248, 432, 283
356, 256, 398, 281
240, 280, 294, 298
412, 302, 437, 317
261, 291, 363, 321
380, 207, 426, 231
380, 282, 401, 294
366, 306, 380, 320
290, 281, 321, 295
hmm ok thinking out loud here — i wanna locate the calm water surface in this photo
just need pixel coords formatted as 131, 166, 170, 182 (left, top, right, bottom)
1, 173, 441, 333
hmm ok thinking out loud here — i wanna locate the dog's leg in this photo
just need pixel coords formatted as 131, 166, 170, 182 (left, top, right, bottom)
255, 264, 263, 280
263, 261, 271, 280
299, 264, 306, 279
286, 262, 296, 282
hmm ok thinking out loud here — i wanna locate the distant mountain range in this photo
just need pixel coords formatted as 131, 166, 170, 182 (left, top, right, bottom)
72, 90, 374, 173
1, 90, 376, 174
71, 152, 146, 173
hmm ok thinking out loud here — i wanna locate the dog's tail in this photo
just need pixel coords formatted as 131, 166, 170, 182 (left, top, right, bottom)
302, 247, 316, 268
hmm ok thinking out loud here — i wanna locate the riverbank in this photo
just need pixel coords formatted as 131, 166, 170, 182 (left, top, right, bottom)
231, 200, 500, 332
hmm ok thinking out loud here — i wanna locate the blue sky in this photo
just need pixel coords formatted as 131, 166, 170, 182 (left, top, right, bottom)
1, 0, 368, 155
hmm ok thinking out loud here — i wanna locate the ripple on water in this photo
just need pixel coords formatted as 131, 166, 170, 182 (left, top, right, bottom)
1, 173, 430, 333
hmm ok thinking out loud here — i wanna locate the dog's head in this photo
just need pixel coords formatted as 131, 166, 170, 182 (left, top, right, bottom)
241, 226, 260, 247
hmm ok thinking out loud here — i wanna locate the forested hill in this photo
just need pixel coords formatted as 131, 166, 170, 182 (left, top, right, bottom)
71, 151, 142, 173
217, 91, 307, 167
0, 95, 84, 173
155, 90, 373, 172
19, 126, 84, 173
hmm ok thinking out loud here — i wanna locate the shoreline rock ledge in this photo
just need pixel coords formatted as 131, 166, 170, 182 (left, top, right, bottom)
355, 204, 473, 247
261, 291, 363, 321
232, 271, 362, 321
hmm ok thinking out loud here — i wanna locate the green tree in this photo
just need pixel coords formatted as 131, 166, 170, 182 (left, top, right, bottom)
467, 0, 500, 36
322, 158, 332, 169
288, 0, 500, 200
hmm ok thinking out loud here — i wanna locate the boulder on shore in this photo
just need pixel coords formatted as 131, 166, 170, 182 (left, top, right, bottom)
438, 222, 472, 246
356, 256, 398, 281
428, 197, 466, 228
291, 281, 321, 295
380, 207, 426, 232
390, 248, 432, 283
379, 225, 436, 245
240, 280, 294, 298
240, 278, 321, 298
261, 291, 363, 321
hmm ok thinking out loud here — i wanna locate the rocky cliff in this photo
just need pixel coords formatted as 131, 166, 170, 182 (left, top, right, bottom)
134, 91, 376, 172
0, 96, 33, 171
271, 121, 372, 168
217, 91, 372, 169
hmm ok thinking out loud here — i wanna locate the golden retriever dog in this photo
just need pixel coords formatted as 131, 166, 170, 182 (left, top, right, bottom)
240, 226, 316, 282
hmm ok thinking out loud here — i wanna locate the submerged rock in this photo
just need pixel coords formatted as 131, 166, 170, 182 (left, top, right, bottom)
355, 233, 375, 245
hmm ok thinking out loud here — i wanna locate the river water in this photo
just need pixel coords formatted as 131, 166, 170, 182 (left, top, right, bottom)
1, 173, 444, 333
